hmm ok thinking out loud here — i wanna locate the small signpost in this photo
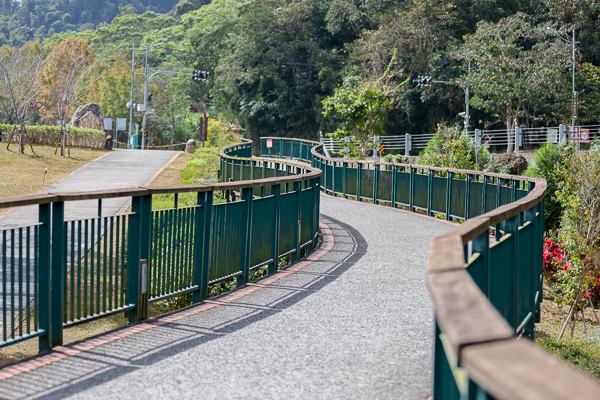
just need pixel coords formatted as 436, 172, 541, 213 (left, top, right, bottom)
580, 128, 590, 143
28, 101, 35, 108
569, 125, 580, 141
190, 104, 208, 146
35, 102, 41, 109
189, 104, 205, 113
572, 91, 578, 120
266, 139, 273, 157
103, 118, 113, 130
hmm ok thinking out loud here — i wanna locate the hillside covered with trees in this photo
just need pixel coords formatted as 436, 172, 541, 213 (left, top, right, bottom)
2, 0, 600, 145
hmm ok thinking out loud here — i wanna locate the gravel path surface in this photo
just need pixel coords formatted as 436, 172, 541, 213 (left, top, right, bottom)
0, 194, 453, 400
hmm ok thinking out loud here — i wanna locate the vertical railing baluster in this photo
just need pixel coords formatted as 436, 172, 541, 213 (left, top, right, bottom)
38, 203, 51, 351
195, 191, 213, 302
96, 215, 101, 315
373, 164, 379, 205
50, 200, 65, 347
77, 221, 82, 320
26, 227, 30, 334
238, 187, 254, 286
18, 227, 23, 337
126, 196, 142, 324
70, 221, 75, 322
356, 163, 362, 202
427, 169, 433, 216
84, 220, 89, 317
445, 171, 454, 221
109, 216, 114, 311
90, 218, 95, 315
391, 165, 397, 208
269, 184, 281, 274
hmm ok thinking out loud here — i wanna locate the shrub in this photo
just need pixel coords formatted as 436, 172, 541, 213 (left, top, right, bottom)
419, 123, 491, 170
486, 152, 528, 175
0, 123, 105, 148
524, 142, 576, 231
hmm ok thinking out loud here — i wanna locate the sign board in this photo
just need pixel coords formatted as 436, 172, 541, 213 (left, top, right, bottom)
266, 139, 273, 149
137, 104, 146, 112
569, 126, 580, 141
189, 104, 205, 113
103, 118, 113, 130
116, 118, 127, 131
547, 128, 558, 144
28, 101, 35, 108
35, 102, 41, 109
572, 91, 578, 120
580, 128, 590, 142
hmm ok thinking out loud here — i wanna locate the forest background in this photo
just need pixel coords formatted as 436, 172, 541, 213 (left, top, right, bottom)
1, 0, 600, 146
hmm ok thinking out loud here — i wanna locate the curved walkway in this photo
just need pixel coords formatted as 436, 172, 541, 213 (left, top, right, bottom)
0, 194, 453, 400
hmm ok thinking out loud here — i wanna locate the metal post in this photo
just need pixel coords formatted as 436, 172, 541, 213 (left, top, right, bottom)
404, 133, 411, 157
126, 196, 142, 324
572, 28, 576, 128
38, 203, 52, 352
141, 45, 149, 150
194, 191, 213, 302
129, 42, 135, 150
50, 201, 65, 347
464, 60, 470, 136
445, 171, 453, 220
559, 124, 566, 144
269, 184, 281, 274
515, 125, 521, 154
238, 187, 253, 286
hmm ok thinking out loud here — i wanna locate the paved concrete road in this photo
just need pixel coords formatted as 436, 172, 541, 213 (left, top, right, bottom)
0, 149, 178, 228
0, 195, 453, 400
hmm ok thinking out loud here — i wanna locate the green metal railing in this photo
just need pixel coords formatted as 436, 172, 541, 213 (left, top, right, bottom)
261, 137, 600, 399
0, 138, 321, 353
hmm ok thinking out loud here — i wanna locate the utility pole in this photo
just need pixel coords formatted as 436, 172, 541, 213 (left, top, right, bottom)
129, 41, 135, 149
141, 42, 164, 150
571, 28, 576, 128
464, 60, 470, 136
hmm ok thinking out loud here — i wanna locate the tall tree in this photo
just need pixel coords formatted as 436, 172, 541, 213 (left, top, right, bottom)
0, 40, 46, 153
39, 38, 97, 156
456, 13, 571, 152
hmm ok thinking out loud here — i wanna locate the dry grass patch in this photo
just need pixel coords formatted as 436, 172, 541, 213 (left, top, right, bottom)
0, 144, 108, 217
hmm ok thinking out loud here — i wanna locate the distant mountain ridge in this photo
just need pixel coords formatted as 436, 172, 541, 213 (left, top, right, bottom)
0, 0, 180, 46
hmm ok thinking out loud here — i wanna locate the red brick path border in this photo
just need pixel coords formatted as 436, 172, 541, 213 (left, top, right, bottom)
0, 222, 335, 381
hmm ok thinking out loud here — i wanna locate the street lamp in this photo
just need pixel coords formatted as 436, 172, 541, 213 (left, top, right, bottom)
128, 41, 163, 150
141, 42, 164, 150
547, 27, 578, 126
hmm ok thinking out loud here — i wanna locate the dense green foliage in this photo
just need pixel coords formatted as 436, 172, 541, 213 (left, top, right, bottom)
2, 0, 600, 147
0, 0, 180, 46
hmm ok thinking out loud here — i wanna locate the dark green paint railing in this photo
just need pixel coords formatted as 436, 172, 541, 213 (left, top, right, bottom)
261, 137, 600, 399
0, 139, 320, 354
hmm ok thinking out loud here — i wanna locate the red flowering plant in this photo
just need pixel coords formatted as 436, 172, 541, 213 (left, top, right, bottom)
543, 238, 565, 279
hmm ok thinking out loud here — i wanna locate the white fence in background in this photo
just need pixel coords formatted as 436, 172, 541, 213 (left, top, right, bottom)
323, 124, 600, 155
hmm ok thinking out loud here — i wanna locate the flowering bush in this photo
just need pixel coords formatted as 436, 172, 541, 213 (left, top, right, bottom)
551, 151, 600, 306
543, 238, 565, 278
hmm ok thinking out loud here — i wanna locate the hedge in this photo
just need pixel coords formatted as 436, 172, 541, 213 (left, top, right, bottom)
0, 124, 105, 148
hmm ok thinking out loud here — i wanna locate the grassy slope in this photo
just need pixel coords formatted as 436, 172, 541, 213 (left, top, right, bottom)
535, 283, 600, 382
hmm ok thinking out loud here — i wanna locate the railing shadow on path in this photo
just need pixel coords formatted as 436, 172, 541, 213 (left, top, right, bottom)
0, 216, 365, 400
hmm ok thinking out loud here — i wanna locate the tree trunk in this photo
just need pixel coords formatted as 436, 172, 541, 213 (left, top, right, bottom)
506, 109, 514, 153
60, 127, 65, 157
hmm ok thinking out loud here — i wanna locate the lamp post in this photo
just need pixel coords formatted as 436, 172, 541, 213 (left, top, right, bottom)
141, 42, 164, 150
128, 42, 162, 150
